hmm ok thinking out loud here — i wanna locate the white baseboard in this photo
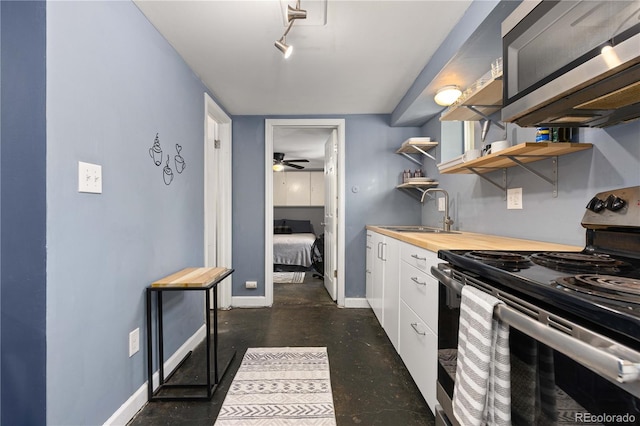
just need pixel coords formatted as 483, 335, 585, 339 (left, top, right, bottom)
231, 295, 269, 308
344, 297, 370, 308
103, 324, 206, 426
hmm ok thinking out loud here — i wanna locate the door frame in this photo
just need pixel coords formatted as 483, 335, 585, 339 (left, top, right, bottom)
204, 93, 232, 308
265, 119, 346, 307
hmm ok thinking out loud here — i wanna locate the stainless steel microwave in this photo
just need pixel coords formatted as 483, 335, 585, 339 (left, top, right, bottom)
501, 0, 640, 128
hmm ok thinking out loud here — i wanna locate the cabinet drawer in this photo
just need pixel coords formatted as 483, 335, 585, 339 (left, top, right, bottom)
400, 261, 438, 333
400, 243, 439, 276
399, 300, 437, 413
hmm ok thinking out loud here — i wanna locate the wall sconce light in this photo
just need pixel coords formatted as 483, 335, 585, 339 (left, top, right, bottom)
274, 1, 307, 58
434, 85, 462, 106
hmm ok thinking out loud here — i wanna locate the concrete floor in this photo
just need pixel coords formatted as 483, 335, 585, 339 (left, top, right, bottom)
128, 273, 434, 425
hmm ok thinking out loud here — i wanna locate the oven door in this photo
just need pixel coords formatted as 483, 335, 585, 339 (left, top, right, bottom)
433, 264, 640, 426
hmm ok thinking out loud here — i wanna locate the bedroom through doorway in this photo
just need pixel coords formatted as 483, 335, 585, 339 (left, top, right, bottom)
265, 119, 345, 307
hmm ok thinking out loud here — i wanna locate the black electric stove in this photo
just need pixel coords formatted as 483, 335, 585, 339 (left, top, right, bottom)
438, 186, 640, 349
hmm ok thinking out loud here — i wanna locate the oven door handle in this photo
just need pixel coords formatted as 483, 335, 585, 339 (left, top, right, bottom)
431, 264, 462, 293
495, 305, 640, 385
431, 263, 640, 386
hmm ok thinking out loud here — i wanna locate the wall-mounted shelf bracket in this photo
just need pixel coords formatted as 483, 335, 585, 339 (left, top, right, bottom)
398, 186, 425, 201
506, 155, 558, 197
396, 138, 438, 166
399, 152, 426, 166
396, 181, 439, 201
465, 106, 505, 130
467, 167, 507, 200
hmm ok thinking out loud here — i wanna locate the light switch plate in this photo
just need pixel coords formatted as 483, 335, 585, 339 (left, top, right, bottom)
129, 328, 139, 357
78, 161, 102, 194
507, 187, 523, 210
438, 197, 446, 212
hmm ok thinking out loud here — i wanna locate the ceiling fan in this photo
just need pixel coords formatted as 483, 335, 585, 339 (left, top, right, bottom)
273, 152, 309, 171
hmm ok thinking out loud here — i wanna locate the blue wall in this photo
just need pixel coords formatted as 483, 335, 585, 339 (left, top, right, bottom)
45, 1, 219, 424
420, 117, 640, 246
0, 2, 47, 425
232, 115, 424, 299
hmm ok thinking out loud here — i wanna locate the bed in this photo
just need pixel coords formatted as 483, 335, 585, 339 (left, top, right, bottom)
273, 219, 316, 267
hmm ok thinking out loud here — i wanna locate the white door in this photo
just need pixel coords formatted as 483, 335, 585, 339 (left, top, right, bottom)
323, 131, 338, 300
204, 94, 232, 309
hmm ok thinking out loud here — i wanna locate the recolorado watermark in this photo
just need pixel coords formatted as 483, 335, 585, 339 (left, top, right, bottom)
575, 412, 636, 424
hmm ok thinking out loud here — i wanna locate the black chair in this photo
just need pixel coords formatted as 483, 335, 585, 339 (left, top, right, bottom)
311, 234, 324, 280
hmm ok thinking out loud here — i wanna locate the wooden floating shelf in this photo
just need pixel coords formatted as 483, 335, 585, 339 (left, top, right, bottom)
439, 142, 593, 174
395, 138, 438, 154
396, 181, 439, 190
440, 77, 503, 122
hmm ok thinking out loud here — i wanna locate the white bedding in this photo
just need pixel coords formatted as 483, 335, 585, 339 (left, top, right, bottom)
273, 233, 316, 267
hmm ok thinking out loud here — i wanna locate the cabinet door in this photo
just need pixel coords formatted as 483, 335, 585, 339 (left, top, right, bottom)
273, 172, 287, 206
400, 260, 438, 334
286, 171, 310, 206
382, 237, 400, 350
366, 232, 373, 308
400, 300, 437, 414
310, 171, 325, 206
369, 232, 384, 324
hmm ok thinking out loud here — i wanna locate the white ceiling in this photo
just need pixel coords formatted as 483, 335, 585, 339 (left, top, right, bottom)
134, 0, 471, 116
134, 0, 473, 166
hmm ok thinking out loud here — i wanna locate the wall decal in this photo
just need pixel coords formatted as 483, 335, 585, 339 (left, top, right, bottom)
149, 133, 163, 166
163, 155, 174, 185
174, 144, 186, 173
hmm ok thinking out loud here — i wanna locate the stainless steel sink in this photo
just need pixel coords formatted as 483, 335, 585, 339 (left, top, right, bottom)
378, 226, 460, 234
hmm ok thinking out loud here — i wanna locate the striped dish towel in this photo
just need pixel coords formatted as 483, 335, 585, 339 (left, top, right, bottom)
453, 285, 511, 426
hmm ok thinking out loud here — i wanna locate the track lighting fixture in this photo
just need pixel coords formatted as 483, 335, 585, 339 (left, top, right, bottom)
274, 1, 307, 58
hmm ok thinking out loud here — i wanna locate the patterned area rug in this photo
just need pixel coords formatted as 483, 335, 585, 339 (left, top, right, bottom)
273, 272, 305, 284
215, 347, 336, 425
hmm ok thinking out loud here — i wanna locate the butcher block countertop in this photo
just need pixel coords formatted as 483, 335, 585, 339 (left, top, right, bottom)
366, 225, 582, 253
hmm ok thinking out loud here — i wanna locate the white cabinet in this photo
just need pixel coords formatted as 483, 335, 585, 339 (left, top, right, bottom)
273, 172, 287, 206
365, 231, 400, 350
382, 237, 400, 350
398, 243, 440, 413
273, 171, 324, 206
286, 172, 309, 206
366, 231, 385, 324
400, 300, 437, 411
310, 171, 325, 206
366, 231, 440, 412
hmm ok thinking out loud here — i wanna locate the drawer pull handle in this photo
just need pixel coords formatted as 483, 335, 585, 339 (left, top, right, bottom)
411, 277, 426, 286
410, 322, 426, 336
411, 254, 426, 261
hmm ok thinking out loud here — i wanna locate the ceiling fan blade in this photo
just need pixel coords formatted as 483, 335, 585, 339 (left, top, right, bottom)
285, 159, 309, 163
284, 162, 305, 169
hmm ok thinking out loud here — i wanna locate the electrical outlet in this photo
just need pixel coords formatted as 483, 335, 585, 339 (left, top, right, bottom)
438, 197, 446, 212
78, 161, 102, 193
245, 281, 257, 289
129, 328, 140, 357
507, 187, 523, 210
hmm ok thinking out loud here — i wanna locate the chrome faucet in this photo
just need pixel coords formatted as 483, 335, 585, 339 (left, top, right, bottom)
421, 188, 454, 232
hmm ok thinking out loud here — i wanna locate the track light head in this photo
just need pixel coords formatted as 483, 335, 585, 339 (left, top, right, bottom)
275, 37, 293, 58
287, 4, 307, 22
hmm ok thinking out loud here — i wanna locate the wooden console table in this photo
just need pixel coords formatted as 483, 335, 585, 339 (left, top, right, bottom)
146, 267, 234, 401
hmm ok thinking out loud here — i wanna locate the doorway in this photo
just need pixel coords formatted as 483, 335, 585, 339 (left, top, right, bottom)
204, 93, 232, 308
265, 119, 346, 307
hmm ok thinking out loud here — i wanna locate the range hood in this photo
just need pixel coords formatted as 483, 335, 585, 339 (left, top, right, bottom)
501, 0, 640, 128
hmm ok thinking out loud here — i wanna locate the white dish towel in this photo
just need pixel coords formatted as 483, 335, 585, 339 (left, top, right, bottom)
453, 285, 511, 426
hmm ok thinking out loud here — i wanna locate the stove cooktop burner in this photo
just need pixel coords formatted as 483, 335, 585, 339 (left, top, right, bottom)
464, 250, 531, 270
530, 252, 631, 274
556, 275, 640, 304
